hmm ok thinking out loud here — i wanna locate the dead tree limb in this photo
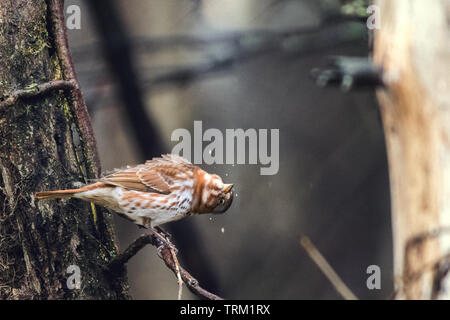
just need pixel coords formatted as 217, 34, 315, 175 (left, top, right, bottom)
374, 0, 450, 299
0, 80, 76, 109
109, 230, 224, 301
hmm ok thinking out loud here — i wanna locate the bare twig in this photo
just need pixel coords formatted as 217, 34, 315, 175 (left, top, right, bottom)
169, 244, 183, 300
0, 80, 76, 109
71, 16, 366, 59
109, 229, 223, 300
108, 233, 157, 267
73, 21, 365, 90
311, 56, 384, 91
300, 236, 358, 300
142, 21, 365, 88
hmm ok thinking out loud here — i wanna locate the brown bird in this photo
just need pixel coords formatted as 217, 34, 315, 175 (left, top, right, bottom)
36, 154, 234, 228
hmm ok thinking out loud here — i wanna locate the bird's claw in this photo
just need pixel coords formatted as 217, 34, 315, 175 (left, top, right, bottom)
155, 226, 171, 241
156, 244, 165, 258
156, 242, 177, 258
170, 246, 178, 255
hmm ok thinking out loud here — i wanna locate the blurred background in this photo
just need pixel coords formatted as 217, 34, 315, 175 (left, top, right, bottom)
66, 0, 392, 299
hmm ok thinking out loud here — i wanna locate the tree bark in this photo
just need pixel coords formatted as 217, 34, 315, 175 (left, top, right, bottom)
0, 0, 129, 299
374, 0, 450, 299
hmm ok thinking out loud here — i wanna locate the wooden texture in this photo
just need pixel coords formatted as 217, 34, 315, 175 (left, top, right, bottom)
0, 0, 129, 299
374, 0, 450, 299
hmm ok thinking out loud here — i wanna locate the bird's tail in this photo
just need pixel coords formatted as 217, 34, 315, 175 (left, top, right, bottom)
35, 182, 105, 200
35, 189, 79, 199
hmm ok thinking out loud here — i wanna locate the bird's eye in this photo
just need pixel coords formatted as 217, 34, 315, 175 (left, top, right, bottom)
219, 199, 225, 205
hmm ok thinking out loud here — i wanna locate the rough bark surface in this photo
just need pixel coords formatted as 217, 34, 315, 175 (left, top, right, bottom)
0, 0, 129, 299
374, 0, 450, 299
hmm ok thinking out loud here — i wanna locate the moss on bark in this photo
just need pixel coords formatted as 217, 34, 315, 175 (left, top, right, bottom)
0, 0, 129, 299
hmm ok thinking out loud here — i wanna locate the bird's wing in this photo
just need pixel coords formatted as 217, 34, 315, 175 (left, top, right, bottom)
100, 165, 162, 192
140, 154, 195, 191
145, 154, 194, 167
100, 154, 194, 194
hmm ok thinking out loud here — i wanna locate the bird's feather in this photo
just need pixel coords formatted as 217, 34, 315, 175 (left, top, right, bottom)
100, 154, 194, 194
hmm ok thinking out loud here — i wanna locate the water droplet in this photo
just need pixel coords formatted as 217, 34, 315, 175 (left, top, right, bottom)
221, 227, 225, 233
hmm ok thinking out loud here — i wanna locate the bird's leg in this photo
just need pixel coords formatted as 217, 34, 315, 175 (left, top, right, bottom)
142, 218, 171, 240
148, 226, 182, 298
155, 226, 172, 241
144, 227, 167, 258
152, 230, 178, 258
154, 226, 178, 256
143, 221, 175, 257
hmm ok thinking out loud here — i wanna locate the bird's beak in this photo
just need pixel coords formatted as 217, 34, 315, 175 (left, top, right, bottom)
223, 184, 233, 193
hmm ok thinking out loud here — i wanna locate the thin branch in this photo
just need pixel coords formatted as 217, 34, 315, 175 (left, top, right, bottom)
73, 21, 366, 90
71, 16, 366, 59
300, 236, 358, 300
0, 80, 76, 109
108, 233, 157, 267
109, 229, 223, 300
311, 56, 384, 91
169, 244, 184, 300
143, 21, 365, 88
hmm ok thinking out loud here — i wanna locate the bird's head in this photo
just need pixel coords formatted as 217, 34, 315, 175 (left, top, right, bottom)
211, 178, 234, 214
192, 169, 234, 214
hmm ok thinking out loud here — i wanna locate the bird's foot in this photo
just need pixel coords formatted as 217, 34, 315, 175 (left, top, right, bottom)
143, 221, 171, 241
156, 244, 166, 259
156, 241, 178, 258
143, 224, 176, 257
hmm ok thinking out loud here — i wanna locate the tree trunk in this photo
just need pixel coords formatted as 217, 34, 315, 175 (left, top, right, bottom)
374, 0, 450, 299
0, 0, 129, 299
